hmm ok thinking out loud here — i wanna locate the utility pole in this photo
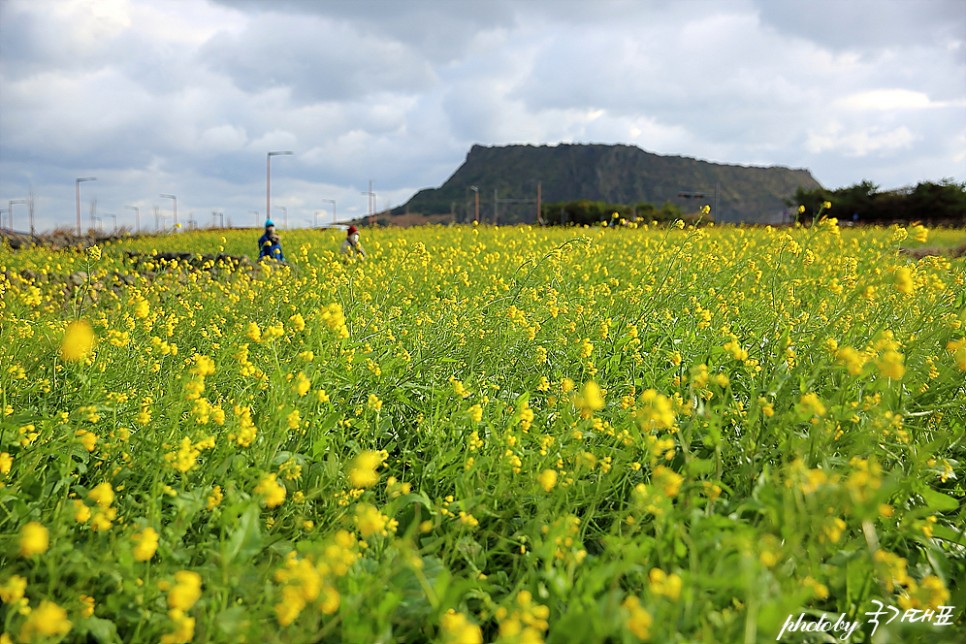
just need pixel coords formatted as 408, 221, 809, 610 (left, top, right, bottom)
8, 199, 26, 231
28, 188, 36, 236
75, 177, 96, 236
361, 181, 375, 225
536, 181, 542, 225
469, 186, 479, 224
125, 205, 140, 234
321, 199, 336, 225
160, 194, 177, 229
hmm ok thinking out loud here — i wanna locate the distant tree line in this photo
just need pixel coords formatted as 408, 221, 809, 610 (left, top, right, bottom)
790, 179, 966, 225
541, 199, 697, 226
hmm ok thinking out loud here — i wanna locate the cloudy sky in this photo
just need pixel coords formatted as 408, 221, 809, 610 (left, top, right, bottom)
1, 0, 964, 233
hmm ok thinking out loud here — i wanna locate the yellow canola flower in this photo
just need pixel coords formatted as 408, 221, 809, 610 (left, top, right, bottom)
320, 303, 350, 338
909, 223, 929, 243
835, 346, 866, 375
440, 609, 483, 644
88, 482, 115, 508
0, 575, 27, 604
19, 521, 49, 557
948, 338, 966, 371
161, 609, 195, 644
133, 527, 160, 562
649, 568, 682, 601
467, 404, 483, 423
636, 389, 675, 431
622, 595, 653, 640
348, 450, 385, 488
255, 473, 287, 508
537, 469, 558, 493
73, 499, 92, 523
354, 503, 396, 539
652, 465, 684, 497
876, 349, 906, 380
575, 381, 605, 412
206, 485, 224, 510
893, 266, 916, 295
797, 392, 827, 418
0, 452, 12, 475
293, 372, 311, 397
132, 297, 150, 319
61, 320, 95, 361
19, 600, 72, 641
166, 571, 202, 611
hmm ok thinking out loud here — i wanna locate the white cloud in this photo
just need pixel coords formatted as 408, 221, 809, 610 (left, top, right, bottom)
0, 0, 963, 231
806, 124, 917, 157
839, 89, 934, 111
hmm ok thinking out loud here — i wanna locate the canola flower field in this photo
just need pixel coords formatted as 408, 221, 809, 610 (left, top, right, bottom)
1, 219, 965, 643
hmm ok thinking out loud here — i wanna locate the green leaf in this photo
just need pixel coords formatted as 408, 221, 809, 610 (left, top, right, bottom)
919, 488, 961, 512
222, 504, 263, 565
930, 523, 965, 544
84, 616, 119, 643
216, 606, 251, 637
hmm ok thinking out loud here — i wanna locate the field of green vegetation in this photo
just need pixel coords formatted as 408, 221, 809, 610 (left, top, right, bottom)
1, 220, 964, 643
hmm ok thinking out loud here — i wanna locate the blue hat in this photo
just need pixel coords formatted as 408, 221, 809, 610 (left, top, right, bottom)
265, 219, 275, 228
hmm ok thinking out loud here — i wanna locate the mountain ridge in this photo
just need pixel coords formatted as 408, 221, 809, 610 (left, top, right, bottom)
394, 143, 823, 223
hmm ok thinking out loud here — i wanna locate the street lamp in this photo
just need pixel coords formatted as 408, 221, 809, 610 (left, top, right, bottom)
470, 186, 480, 223
321, 199, 336, 225
361, 180, 375, 224
160, 194, 177, 230
125, 205, 140, 234
104, 213, 117, 233
75, 177, 96, 235
267, 151, 293, 227
8, 199, 26, 231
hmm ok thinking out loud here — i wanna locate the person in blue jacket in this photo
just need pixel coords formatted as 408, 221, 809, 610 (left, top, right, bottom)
258, 220, 285, 262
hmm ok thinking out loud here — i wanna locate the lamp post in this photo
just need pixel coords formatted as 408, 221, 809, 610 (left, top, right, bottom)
75, 177, 96, 235
267, 151, 293, 227
105, 213, 117, 233
277, 206, 287, 230
8, 199, 26, 231
470, 186, 480, 223
160, 194, 177, 230
321, 199, 336, 225
361, 180, 375, 224
252, 211, 260, 227
125, 205, 140, 234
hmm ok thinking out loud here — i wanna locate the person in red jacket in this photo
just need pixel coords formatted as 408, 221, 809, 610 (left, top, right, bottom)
341, 225, 366, 259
